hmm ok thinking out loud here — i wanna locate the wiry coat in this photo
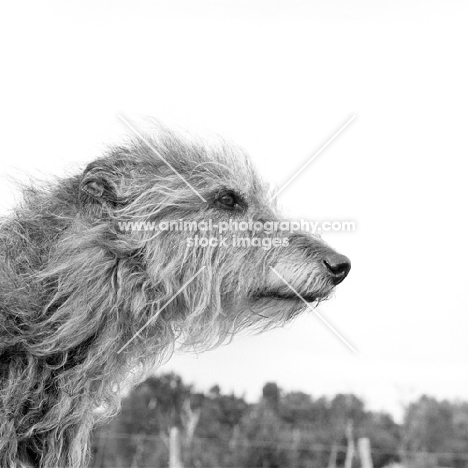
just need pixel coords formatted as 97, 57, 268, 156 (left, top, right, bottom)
0, 126, 347, 467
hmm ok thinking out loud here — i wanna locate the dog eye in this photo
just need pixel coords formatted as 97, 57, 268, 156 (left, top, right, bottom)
219, 192, 236, 207
215, 190, 242, 210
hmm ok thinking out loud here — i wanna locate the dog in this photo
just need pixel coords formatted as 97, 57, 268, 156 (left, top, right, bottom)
0, 123, 350, 467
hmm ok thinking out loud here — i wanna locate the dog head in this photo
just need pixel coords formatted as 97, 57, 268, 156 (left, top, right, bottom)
78, 124, 351, 350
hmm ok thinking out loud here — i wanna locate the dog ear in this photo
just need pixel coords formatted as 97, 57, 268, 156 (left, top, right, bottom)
80, 163, 119, 206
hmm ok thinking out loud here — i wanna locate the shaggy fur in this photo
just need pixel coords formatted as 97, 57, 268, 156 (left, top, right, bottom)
0, 124, 350, 468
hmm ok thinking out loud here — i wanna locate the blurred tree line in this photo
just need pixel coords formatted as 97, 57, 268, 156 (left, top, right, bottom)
89, 373, 468, 468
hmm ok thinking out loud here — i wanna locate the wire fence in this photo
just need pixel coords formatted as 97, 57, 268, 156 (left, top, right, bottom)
89, 431, 468, 468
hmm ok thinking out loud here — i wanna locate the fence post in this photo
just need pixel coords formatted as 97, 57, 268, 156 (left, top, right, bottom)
358, 438, 373, 468
344, 420, 355, 468
327, 444, 338, 468
169, 426, 184, 468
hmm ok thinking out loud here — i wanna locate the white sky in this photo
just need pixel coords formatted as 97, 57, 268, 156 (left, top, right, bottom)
1, 0, 468, 422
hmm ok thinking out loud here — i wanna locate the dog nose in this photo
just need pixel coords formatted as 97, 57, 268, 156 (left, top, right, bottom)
323, 253, 351, 284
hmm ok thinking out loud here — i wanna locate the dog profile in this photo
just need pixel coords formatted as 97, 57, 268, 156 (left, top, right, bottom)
0, 123, 350, 467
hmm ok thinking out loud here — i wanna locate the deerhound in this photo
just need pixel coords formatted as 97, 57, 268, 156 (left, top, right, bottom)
0, 124, 351, 467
